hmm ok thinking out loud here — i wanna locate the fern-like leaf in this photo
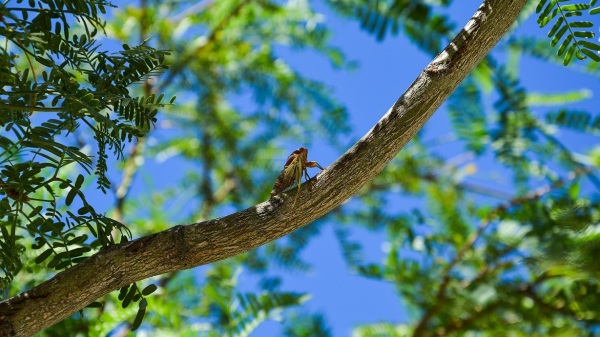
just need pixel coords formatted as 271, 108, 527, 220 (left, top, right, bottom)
536, 0, 600, 65
231, 292, 310, 337
546, 109, 600, 135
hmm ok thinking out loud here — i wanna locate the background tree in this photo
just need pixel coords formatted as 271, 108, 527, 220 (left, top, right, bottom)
1, 0, 600, 336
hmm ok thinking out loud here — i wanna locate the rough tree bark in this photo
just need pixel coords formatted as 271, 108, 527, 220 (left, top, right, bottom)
0, 0, 528, 335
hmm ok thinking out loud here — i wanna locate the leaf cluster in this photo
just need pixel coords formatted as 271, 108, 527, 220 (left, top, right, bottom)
536, 0, 600, 65
0, 0, 172, 292
546, 108, 600, 134
115, 282, 158, 331
326, 0, 455, 54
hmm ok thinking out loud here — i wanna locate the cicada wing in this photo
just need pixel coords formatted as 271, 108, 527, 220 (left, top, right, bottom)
270, 156, 302, 196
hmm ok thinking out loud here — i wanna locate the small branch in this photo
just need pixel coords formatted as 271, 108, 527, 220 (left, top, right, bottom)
212, 172, 237, 204
503, 165, 590, 211
172, 0, 214, 22
419, 171, 514, 200
517, 283, 580, 320
199, 130, 215, 220
113, 138, 145, 222
434, 302, 502, 336
113, 0, 155, 223
412, 216, 493, 337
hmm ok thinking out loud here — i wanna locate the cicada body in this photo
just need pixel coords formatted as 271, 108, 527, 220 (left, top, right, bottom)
270, 147, 324, 204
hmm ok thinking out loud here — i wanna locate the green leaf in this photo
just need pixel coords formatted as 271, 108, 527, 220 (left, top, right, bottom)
53, 259, 71, 270
139, 298, 148, 310
34, 248, 53, 264
77, 206, 91, 215
551, 25, 568, 46
564, 42, 577, 65
573, 31, 594, 38
31, 237, 45, 250
118, 285, 129, 301
579, 48, 600, 61
39, 220, 62, 234
74, 174, 85, 189
540, 8, 560, 27
548, 16, 564, 37
47, 251, 68, 269
131, 308, 146, 331
526, 89, 592, 106
28, 206, 43, 217
536, 0, 551, 13
560, 4, 589, 11
568, 21, 593, 28
68, 247, 91, 258
141, 284, 158, 296
568, 182, 581, 199
557, 34, 573, 55
71, 256, 89, 264
578, 40, 600, 50
86, 302, 103, 308
565, 10, 583, 17
65, 188, 77, 206
122, 283, 137, 308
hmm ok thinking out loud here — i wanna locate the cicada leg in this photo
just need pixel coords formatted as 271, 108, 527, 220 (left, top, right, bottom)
306, 161, 324, 170
304, 161, 324, 180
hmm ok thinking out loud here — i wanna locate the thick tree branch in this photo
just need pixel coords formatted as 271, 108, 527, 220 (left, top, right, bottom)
0, 0, 527, 335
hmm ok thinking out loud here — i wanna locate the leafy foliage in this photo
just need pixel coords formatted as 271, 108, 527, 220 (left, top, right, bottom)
546, 109, 600, 134
0, 0, 171, 306
117, 282, 158, 331
284, 313, 332, 337
326, 0, 454, 54
331, 0, 600, 65
536, 0, 600, 65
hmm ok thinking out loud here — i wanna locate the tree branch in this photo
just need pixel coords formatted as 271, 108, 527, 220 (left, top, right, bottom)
0, 0, 528, 335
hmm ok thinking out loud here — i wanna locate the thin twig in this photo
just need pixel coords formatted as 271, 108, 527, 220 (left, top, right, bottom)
199, 130, 215, 220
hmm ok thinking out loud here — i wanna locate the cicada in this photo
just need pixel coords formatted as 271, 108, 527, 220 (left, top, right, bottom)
270, 147, 324, 204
